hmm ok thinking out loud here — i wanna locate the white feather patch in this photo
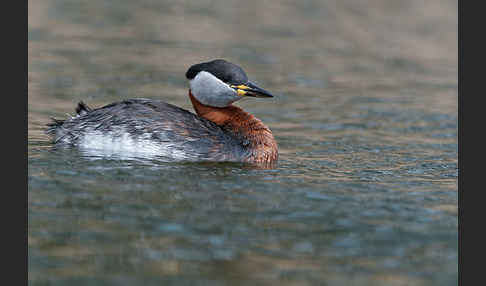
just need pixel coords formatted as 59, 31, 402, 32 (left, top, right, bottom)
77, 129, 190, 160
189, 71, 240, 107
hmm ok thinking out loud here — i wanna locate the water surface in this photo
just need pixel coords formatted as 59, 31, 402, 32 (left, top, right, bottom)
29, 0, 457, 285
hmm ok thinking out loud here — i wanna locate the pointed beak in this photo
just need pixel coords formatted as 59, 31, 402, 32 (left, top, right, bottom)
231, 81, 274, 98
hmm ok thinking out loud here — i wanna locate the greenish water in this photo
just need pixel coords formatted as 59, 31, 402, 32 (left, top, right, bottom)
28, 0, 457, 285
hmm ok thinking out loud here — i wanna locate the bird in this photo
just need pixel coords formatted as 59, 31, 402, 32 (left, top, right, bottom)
46, 59, 278, 165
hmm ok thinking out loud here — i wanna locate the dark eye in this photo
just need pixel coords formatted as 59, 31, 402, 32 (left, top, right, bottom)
224, 75, 235, 83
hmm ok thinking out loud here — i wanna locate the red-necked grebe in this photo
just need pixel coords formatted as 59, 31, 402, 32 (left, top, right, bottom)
46, 59, 278, 164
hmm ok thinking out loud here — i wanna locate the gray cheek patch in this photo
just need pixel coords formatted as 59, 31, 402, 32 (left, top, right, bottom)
189, 71, 241, 107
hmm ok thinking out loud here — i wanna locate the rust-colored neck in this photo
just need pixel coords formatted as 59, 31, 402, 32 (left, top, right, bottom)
189, 90, 278, 164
